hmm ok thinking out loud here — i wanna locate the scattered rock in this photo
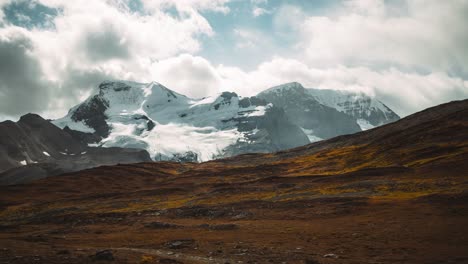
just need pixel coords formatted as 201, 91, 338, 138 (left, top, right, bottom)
172, 206, 251, 219
323, 253, 338, 259
91, 249, 114, 261
231, 211, 252, 220
202, 224, 238, 230
165, 239, 195, 249
144, 222, 181, 229
174, 207, 228, 218
197, 223, 238, 230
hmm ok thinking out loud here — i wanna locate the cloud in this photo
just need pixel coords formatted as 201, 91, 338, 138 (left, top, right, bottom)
220, 57, 468, 116
0, 0, 224, 119
150, 54, 222, 98
252, 7, 269, 17
0, 0, 11, 24
298, 0, 468, 74
141, 0, 232, 14
149, 54, 468, 117
0, 27, 52, 116
83, 23, 130, 62
272, 4, 306, 34
0, 0, 466, 121
251, 0, 267, 4
233, 28, 264, 49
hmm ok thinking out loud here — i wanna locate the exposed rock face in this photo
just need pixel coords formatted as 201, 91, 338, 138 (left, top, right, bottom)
0, 80, 401, 184
70, 94, 110, 140
170, 151, 199, 163
0, 113, 151, 185
306, 86, 400, 126
52, 80, 399, 162
258, 82, 400, 140
53, 81, 310, 162
0, 113, 83, 172
63, 126, 102, 145
258, 82, 361, 140
222, 106, 310, 157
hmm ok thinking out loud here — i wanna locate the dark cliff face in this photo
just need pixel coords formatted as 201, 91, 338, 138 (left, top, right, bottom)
259, 106, 311, 150
0, 113, 83, 172
0, 113, 152, 185
70, 95, 110, 141
333, 97, 400, 126
238, 96, 268, 109
221, 105, 310, 158
98, 81, 132, 93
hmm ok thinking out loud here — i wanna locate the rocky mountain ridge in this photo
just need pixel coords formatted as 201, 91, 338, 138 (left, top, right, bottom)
0, 113, 151, 185
53, 80, 399, 161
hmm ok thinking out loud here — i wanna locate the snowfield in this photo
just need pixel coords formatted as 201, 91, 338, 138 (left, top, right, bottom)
53, 81, 399, 162
54, 81, 265, 162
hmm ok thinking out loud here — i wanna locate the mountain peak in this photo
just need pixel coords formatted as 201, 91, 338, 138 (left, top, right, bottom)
53, 79, 401, 163
273, 81, 304, 90
98, 80, 140, 92
282, 81, 303, 88
261, 82, 306, 95
18, 113, 46, 124
220, 91, 238, 100
148, 82, 186, 99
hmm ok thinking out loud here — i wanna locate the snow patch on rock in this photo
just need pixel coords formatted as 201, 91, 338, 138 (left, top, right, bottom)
357, 119, 375, 131
300, 127, 323, 143
53, 117, 95, 133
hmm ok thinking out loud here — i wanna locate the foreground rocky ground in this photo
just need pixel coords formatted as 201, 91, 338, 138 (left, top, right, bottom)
0, 100, 467, 263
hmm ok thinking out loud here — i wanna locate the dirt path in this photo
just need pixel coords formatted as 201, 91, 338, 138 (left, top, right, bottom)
112, 247, 236, 264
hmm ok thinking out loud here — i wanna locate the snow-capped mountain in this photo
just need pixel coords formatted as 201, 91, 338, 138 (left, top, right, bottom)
306, 86, 400, 129
258, 82, 399, 140
53, 81, 399, 162
53, 81, 309, 162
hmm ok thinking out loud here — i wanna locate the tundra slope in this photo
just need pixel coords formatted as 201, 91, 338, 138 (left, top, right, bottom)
0, 99, 466, 263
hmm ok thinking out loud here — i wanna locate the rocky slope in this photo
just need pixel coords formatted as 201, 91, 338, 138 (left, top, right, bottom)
0, 113, 151, 185
257, 82, 399, 139
53, 80, 399, 161
53, 81, 310, 162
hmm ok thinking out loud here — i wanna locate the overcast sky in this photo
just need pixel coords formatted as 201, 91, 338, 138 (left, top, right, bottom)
0, 0, 467, 121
